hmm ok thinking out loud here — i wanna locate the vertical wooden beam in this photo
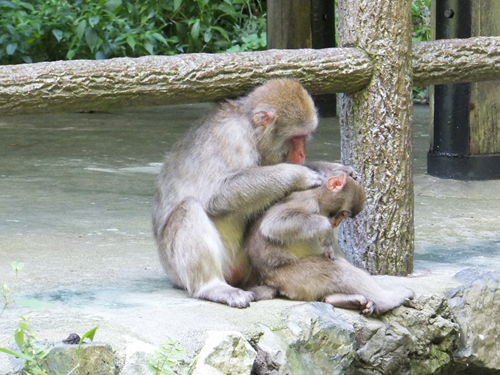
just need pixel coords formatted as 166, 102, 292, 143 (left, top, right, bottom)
311, 0, 337, 117
267, 0, 336, 116
337, 0, 414, 274
267, 0, 312, 49
470, 0, 500, 155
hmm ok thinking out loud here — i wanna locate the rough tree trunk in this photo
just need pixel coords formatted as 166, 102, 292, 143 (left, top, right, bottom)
337, 0, 414, 274
0, 49, 371, 115
413, 37, 500, 86
2, 37, 500, 116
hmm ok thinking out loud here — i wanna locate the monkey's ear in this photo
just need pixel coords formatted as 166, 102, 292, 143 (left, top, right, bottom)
326, 174, 346, 192
252, 110, 276, 127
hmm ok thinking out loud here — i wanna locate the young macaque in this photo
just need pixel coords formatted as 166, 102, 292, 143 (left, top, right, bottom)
246, 168, 415, 315
153, 79, 325, 308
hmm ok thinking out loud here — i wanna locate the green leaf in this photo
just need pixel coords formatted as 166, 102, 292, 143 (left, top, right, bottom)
6, 43, 17, 55
14, 329, 24, 350
0, 1, 16, 9
85, 27, 101, 52
191, 19, 200, 40
151, 33, 167, 44
211, 26, 229, 41
11, 261, 24, 272
15, 299, 53, 309
77, 327, 98, 359
37, 348, 51, 359
76, 20, 87, 40
144, 41, 154, 55
18, 321, 28, 330
52, 29, 63, 42
104, 0, 122, 12
66, 49, 77, 60
204, 28, 212, 43
0, 347, 32, 361
174, 0, 182, 11
18, 1, 33, 11
89, 15, 100, 28
126, 35, 136, 50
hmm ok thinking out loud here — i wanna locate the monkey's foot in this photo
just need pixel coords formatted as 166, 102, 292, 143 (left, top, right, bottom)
323, 293, 374, 315
250, 285, 278, 301
371, 287, 416, 315
195, 280, 255, 308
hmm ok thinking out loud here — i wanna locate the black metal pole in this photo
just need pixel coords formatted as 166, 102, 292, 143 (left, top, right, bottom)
428, 0, 500, 180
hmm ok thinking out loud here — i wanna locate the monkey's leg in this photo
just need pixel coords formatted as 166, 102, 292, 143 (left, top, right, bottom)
327, 259, 415, 315
159, 197, 254, 308
323, 294, 375, 315
263, 257, 413, 314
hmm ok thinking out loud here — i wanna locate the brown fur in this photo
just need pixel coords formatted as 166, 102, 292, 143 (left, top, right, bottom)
246, 169, 414, 315
153, 79, 323, 308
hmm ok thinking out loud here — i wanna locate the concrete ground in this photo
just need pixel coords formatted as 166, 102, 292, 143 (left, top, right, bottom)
1, 104, 499, 371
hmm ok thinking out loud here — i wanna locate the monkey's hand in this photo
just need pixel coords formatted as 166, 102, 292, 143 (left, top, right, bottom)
305, 161, 361, 183
334, 165, 361, 182
303, 167, 325, 189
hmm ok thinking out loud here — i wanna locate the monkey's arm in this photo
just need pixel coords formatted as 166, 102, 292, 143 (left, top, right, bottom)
207, 164, 323, 217
306, 161, 361, 182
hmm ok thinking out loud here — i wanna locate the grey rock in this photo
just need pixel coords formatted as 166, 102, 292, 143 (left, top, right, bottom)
340, 295, 459, 375
6, 341, 115, 375
43, 342, 115, 375
191, 331, 256, 375
255, 302, 356, 375
447, 270, 500, 372
118, 337, 156, 375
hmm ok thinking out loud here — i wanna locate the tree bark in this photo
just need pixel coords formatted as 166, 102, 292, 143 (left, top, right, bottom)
0, 48, 371, 115
337, 0, 414, 275
2, 37, 500, 115
413, 37, 500, 86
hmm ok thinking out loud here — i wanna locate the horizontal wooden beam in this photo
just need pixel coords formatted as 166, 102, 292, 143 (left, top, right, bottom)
1, 36, 499, 115
0, 48, 371, 115
413, 37, 500, 86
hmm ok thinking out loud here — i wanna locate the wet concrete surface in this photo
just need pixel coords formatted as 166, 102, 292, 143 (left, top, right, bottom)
1, 104, 499, 371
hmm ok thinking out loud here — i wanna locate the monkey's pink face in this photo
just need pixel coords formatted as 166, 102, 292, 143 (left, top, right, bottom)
287, 135, 307, 165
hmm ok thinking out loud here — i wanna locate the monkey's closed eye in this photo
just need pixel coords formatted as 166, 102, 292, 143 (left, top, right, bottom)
329, 211, 350, 228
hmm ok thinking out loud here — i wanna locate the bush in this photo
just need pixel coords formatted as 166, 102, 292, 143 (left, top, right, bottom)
0, 0, 266, 64
411, 0, 431, 103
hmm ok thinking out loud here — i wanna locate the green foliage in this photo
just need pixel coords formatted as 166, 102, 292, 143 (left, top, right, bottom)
1, 261, 51, 316
1, 262, 96, 374
0, 319, 99, 375
411, 0, 431, 42
411, 0, 431, 103
0, 316, 51, 375
1, 261, 24, 316
147, 337, 196, 375
0, 0, 266, 64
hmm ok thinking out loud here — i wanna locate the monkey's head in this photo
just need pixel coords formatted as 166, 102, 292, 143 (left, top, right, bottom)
247, 79, 318, 166
320, 173, 366, 228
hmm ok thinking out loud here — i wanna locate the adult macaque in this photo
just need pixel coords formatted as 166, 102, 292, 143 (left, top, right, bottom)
153, 79, 324, 308
246, 169, 415, 315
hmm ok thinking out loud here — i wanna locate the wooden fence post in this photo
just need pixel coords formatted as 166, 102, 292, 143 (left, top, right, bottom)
267, 0, 336, 116
337, 0, 414, 275
470, 1, 500, 158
